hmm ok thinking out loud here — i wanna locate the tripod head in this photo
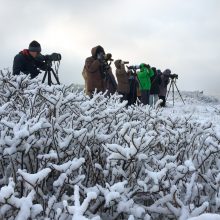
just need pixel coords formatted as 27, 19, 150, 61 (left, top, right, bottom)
169, 73, 178, 80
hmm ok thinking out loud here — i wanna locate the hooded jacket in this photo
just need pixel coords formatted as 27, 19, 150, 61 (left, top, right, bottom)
137, 64, 154, 91
159, 69, 171, 97
114, 60, 130, 94
84, 46, 106, 94
13, 49, 46, 79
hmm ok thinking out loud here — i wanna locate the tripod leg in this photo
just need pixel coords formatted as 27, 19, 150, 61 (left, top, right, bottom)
172, 81, 175, 106
166, 81, 172, 100
51, 68, 60, 85
42, 71, 47, 83
48, 71, 52, 86
174, 81, 185, 105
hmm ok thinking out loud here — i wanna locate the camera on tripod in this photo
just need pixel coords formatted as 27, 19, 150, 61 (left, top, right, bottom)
169, 74, 178, 79
166, 72, 185, 106
44, 53, 62, 62
38, 53, 62, 66
37, 53, 62, 86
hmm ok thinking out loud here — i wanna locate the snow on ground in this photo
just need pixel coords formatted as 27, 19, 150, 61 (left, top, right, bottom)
188, 213, 220, 220
1, 73, 220, 220
165, 92, 220, 220
164, 91, 220, 129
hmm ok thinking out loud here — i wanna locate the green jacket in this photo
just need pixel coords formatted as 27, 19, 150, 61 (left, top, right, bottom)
137, 64, 154, 91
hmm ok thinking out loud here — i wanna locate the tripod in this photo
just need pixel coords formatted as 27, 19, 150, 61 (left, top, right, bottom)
42, 61, 60, 86
166, 78, 185, 106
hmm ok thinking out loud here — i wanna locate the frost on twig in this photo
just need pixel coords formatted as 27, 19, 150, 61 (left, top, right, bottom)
0, 72, 220, 219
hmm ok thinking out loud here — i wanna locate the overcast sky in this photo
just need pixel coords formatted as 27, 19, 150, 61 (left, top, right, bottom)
0, 0, 219, 95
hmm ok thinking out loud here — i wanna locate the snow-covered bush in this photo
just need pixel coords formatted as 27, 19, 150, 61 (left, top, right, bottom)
0, 71, 220, 220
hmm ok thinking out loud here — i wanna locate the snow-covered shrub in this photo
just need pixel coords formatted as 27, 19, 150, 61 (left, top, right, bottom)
0, 71, 220, 220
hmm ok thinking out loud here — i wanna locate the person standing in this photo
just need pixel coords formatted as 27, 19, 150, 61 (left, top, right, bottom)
127, 69, 139, 105
159, 69, 171, 107
137, 64, 154, 105
114, 60, 130, 102
83, 45, 106, 97
150, 68, 162, 107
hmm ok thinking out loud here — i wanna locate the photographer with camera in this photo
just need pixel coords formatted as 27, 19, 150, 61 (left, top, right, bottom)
13, 41, 61, 85
13, 40, 47, 79
159, 69, 171, 107
137, 63, 154, 105
83, 45, 106, 97
114, 59, 130, 102
83, 45, 117, 97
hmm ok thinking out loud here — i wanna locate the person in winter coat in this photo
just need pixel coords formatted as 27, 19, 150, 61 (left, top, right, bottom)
137, 64, 154, 105
150, 67, 162, 107
83, 45, 106, 97
127, 69, 139, 105
159, 69, 171, 107
114, 59, 130, 102
13, 40, 47, 79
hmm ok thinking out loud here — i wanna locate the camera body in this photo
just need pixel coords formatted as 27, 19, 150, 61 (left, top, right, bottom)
170, 74, 178, 79
44, 53, 62, 62
37, 53, 62, 63
104, 53, 113, 61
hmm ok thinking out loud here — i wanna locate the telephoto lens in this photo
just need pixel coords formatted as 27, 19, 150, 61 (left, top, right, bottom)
37, 53, 62, 62
170, 74, 178, 79
47, 53, 62, 62
120, 60, 129, 65
123, 61, 129, 64
127, 65, 140, 70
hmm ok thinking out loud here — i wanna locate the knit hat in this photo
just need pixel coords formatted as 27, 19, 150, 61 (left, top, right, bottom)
28, 40, 41, 52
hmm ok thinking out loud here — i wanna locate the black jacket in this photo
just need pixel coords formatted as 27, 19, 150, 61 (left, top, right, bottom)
150, 72, 162, 95
13, 50, 47, 79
